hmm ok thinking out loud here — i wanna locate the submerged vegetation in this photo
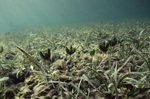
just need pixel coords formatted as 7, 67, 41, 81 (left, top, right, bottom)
66, 46, 76, 56
0, 20, 150, 98
0, 46, 3, 53
89, 49, 95, 56
99, 41, 109, 53
39, 48, 51, 61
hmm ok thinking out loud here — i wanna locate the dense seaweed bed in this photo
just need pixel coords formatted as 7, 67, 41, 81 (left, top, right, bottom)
0, 20, 150, 99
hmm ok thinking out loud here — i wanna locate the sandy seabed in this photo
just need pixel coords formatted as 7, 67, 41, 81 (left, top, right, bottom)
0, 20, 150, 99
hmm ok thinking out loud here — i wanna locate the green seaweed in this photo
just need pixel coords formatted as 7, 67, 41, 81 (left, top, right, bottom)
89, 49, 95, 56
108, 37, 118, 46
66, 46, 76, 56
39, 48, 51, 61
0, 46, 3, 53
16, 45, 48, 76
99, 41, 109, 53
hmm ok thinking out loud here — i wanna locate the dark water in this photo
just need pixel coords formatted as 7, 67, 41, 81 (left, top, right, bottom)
0, 0, 150, 33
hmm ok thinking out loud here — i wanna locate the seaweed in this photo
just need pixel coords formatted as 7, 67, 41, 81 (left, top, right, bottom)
89, 49, 95, 56
1, 20, 150, 99
39, 49, 60, 63
99, 41, 109, 53
16, 45, 48, 76
39, 48, 51, 61
108, 37, 118, 46
66, 46, 76, 56
0, 46, 3, 53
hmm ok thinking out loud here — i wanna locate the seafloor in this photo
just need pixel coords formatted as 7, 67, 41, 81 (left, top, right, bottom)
0, 20, 150, 99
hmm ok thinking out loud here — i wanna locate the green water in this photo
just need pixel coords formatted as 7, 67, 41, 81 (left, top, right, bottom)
0, 0, 150, 33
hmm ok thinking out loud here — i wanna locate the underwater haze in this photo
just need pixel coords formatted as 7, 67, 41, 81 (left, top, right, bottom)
0, 0, 150, 33
1, 1, 150, 98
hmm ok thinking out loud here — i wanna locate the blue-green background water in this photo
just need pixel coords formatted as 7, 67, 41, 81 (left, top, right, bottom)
0, 0, 150, 33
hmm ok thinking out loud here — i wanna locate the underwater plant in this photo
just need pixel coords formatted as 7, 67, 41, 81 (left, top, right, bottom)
1, 19, 150, 99
85, 33, 92, 46
89, 49, 95, 56
99, 41, 109, 53
39, 48, 51, 61
135, 49, 150, 71
120, 41, 132, 58
0, 46, 3, 53
39, 48, 60, 63
16, 45, 48, 76
108, 37, 117, 46
66, 46, 76, 56
52, 52, 61, 62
